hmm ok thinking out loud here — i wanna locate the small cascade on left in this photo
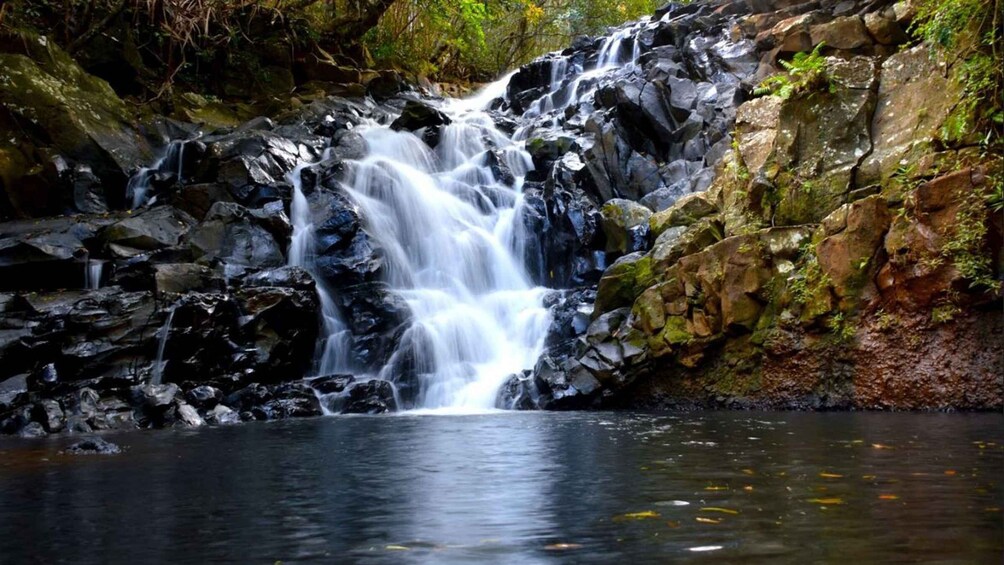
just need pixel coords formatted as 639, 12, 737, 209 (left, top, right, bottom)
84, 258, 104, 290
286, 164, 356, 378
150, 305, 176, 386
126, 140, 188, 209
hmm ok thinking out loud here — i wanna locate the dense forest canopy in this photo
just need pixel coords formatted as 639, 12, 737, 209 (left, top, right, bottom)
0, 0, 657, 93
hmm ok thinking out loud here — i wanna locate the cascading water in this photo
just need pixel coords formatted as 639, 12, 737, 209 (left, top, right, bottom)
84, 259, 104, 290
286, 81, 554, 411
127, 140, 187, 209
150, 305, 176, 386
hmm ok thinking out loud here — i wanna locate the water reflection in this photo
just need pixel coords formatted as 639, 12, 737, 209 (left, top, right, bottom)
0, 412, 1000, 564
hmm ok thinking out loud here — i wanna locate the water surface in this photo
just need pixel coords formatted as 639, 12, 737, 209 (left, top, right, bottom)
0, 412, 1000, 563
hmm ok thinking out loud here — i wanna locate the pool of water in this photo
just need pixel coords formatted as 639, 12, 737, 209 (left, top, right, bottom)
0, 412, 1000, 563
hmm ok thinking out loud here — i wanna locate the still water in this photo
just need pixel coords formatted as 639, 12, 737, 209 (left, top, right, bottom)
0, 412, 1000, 564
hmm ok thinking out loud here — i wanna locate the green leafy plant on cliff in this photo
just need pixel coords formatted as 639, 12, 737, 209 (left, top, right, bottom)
754, 43, 833, 100
942, 186, 997, 290
911, 0, 1003, 146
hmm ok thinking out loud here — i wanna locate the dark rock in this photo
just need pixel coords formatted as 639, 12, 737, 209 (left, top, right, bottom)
186, 385, 223, 409
62, 437, 122, 455
390, 101, 452, 132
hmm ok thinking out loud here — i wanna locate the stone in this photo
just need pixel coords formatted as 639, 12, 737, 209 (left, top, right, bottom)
649, 192, 717, 236
390, 100, 452, 132
600, 199, 652, 254
205, 404, 240, 425
100, 207, 197, 253
594, 252, 655, 316
62, 437, 122, 455
809, 16, 872, 50
32, 399, 64, 433
815, 195, 891, 301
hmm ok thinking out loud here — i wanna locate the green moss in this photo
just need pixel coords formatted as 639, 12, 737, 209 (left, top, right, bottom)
942, 183, 996, 290
660, 315, 692, 346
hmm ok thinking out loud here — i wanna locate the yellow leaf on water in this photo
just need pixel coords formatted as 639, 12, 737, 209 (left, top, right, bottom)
385, 545, 410, 551
704, 486, 729, 491
819, 473, 843, 478
944, 470, 957, 476
862, 475, 877, 480
700, 507, 739, 515
695, 517, 721, 524
878, 494, 899, 500
743, 485, 754, 492
544, 543, 582, 551
808, 498, 844, 505
613, 511, 660, 521
871, 444, 892, 449
742, 469, 755, 475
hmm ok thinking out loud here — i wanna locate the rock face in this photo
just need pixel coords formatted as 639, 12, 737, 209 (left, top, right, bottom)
497, 0, 1002, 411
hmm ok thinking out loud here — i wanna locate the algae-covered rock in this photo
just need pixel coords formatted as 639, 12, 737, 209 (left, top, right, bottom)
594, 252, 656, 317
649, 192, 717, 236
0, 34, 153, 192
600, 199, 652, 254
815, 195, 890, 303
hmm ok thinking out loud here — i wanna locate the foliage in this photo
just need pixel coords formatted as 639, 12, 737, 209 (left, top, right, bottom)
363, 0, 657, 80
753, 43, 832, 100
911, 0, 1003, 146
942, 184, 997, 290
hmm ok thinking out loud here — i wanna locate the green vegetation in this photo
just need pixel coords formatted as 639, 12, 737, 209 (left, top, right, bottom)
753, 43, 832, 100
943, 185, 997, 290
911, 0, 1002, 146
363, 0, 657, 80
0, 0, 659, 93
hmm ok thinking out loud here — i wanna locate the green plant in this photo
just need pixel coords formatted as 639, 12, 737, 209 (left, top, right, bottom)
754, 43, 833, 99
874, 308, 898, 332
931, 303, 961, 324
826, 312, 856, 342
911, 0, 1003, 146
943, 185, 997, 290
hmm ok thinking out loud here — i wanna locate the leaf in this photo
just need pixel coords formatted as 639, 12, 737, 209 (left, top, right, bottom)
695, 517, 722, 524
871, 443, 892, 449
819, 472, 843, 478
878, 494, 899, 500
944, 470, 957, 476
613, 511, 660, 522
544, 543, 582, 551
704, 486, 729, 491
385, 545, 410, 551
700, 507, 739, 515
808, 498, 844, 505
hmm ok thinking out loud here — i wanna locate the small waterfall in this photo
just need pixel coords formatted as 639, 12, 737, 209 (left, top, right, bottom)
84, 259, 104, 290
150, 306, 176, 385
127, 140, 187, 209
286, 164, 356, 376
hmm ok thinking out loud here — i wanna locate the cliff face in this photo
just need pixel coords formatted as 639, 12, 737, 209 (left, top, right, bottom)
497, 0, 1003, 411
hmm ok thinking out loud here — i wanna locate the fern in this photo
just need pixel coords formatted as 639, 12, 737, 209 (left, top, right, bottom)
754, 43, 830, 100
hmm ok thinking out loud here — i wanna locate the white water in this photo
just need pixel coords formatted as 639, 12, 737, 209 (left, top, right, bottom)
127, 140, 186, 209
150, 306, 176, 386
288, 80, 552, 411
84, 259, 104, 290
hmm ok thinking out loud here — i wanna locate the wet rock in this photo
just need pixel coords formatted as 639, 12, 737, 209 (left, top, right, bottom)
62, 437, 122, 455
186, 385, 223, 409
32, 399, 65, 433
342, 379, 397, 414
153, 263, 224, 294
336, 283, 412, 369
314, 192, 384, 287
99, 207, 197, 255
390, 100, 452, 132
133, 383, 179, 410
18, 421, 47, 438
186, 202, 287, 268
600, 199, 652, 254
594, 252, 655, 316
495, 371, 539, 410
810, 16, 871, 50
204, 404, 240, 425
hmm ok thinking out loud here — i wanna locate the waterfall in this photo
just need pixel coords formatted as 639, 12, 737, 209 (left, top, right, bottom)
84, 259, 104, 290
287, 164, 357, 376
127, 140, 187, 209
150, 306, 176, 386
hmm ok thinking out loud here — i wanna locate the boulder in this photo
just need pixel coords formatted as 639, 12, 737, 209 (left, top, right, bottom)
649, 192, 716, 236
600, 199, 652, 254
99, 207, 197, 254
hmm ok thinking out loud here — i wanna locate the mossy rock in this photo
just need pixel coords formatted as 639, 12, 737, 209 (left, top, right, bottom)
594, 252, 656, 317
0, 34, 153, 191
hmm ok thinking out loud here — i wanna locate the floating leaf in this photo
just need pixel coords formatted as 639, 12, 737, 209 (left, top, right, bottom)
700, 507, 739, 515
695, 517, 721, 524
742, 469, 755, 475
878, 494, 899, 500
704, 486, 729, 491
688, 546, 723, 552
808, 498, 844, 505
385, 545, 410, 551
613, 511, 660, 521
871, 444, 892, 449
743, 485, 754, 492
544, 543, 582, 551
862, 475, 877, 480
944, 470, 957, 476
819, 472, 843, 478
